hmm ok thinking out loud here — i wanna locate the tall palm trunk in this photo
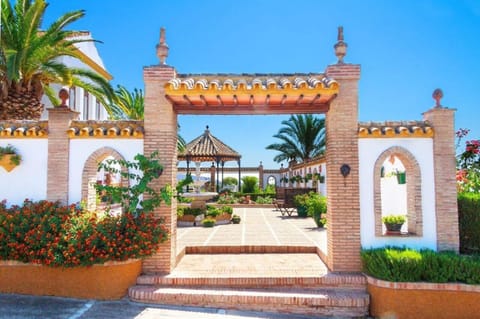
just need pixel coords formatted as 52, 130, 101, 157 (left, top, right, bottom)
0, 88, 44, 120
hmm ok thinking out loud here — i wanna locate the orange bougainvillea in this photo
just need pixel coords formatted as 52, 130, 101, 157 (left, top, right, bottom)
0, 199, 168, 267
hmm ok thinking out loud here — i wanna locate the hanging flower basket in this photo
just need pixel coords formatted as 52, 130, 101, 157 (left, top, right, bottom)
0, 145, 22, 172
0, 154, 19, 172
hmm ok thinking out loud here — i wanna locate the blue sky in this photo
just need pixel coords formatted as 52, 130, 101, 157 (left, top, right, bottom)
43, 0, 480, 168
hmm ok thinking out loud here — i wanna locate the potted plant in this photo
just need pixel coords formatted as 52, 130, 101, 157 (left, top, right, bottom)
382, 214, 406, 234
231, 214, 241, 224
0, 144, 22, 172
202, 217, 216, 227
396, 170, 406, 184
293, 193, 309, 217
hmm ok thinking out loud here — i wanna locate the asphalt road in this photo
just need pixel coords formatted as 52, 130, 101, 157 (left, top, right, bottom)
0, 294, 320, 319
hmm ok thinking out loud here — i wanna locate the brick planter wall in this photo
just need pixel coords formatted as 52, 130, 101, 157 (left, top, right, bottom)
367, 276, 480, 319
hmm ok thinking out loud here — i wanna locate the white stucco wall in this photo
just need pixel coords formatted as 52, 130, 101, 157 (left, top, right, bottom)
0, 140, 48, 206
68, 139, 143, 204
359, 138, 437, 250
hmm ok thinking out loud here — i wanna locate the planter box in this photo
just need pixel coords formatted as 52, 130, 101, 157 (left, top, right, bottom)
367, 275, 480, 319
177, 214, 195, 227
215, 213, 232, 225
0, 259, 141, 300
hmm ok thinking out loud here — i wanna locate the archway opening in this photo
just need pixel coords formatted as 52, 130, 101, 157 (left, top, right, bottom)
380, 155, 408, 234
374, 146, 423, 237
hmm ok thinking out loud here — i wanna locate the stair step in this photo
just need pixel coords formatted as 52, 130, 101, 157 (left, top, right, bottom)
136, 273, 367, 291
129, 286, 369, 318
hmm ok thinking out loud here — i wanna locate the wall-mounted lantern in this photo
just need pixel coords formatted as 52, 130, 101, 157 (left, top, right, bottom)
340, 164, 350, 186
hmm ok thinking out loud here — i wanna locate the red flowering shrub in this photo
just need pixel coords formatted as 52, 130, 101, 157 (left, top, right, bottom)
456, 129, 480, 193
0, 199, 168, 267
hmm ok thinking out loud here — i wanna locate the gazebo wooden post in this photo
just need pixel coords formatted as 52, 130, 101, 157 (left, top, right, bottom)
221, 161, 225, 189
215, 157, 221, 192
238, 159, 242, 193
186, 156, 190, 192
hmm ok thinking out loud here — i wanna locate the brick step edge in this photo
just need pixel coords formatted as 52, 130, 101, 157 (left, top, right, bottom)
129, 286, 370, 318
136, 273, 367, 290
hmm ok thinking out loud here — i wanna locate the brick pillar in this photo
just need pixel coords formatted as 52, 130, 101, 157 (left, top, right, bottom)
325, 64, 361, 272
423, 107, 459, 251
47, 107, 79, 204
142, 65, 178, 274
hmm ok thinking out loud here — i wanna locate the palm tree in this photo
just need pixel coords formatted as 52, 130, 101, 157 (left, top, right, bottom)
104, 85, 144, 120
266, 114, 326, 163
0, 0, 114, 120
103, 84, 187, 152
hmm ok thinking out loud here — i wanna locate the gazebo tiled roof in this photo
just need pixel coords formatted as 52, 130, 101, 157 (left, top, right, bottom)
165, 73, 339, 115
178, 126, 241, 163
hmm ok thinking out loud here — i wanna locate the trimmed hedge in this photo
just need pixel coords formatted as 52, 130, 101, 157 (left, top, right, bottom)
458, 192, 480, 254
361, 247, 480, 284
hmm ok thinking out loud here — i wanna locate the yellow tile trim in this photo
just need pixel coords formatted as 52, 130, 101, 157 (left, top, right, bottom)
164, 82, 339, 96
358, 127, 434, 138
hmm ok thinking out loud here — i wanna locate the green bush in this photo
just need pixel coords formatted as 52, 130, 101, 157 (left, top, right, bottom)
254, 196, 273, 204
177, 207, 204, 217
202, 218, 216, 227
220, 206, 233, 214
241, 176, 259, 193
458, 192, 480, 254
293, 192, 326, 225
305, 192, 327, 227
206, 205, 221, 217
381, 214, 406, 225
361, 247, 480, 284
222, 177, 238, 186
293, 193, 309, 217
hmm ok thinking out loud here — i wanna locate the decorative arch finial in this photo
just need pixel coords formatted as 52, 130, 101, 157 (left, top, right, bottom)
58, 88, 69, 107
334, 26, 348, 64
156, 27, 169, 65
432, 88, 443, 108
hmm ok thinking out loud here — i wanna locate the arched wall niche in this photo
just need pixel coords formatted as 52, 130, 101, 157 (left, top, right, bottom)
373, 146, 423, 236
81, 147, 130, 211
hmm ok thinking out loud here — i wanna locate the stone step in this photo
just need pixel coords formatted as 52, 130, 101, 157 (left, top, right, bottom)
136, 273, 367, 291
128, 285, 370, 318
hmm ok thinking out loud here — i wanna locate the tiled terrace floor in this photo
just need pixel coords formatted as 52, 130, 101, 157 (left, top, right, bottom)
175, 207, 329, 277
177, 206, 327, 251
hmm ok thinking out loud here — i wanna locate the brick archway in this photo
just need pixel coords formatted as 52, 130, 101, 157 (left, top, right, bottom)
373, 146, 423, 236
142, 62, 362, 274
81, 147, 129, 211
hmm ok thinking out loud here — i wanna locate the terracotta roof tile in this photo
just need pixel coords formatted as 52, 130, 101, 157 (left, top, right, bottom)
167, 73, 337, 91
68, 120, 144, 138
358, 121, 434, 138
0, 120, 48, 138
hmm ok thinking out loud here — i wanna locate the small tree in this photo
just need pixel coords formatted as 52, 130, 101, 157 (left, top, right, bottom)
95, 151, 172, 215
241, 176, 259, 193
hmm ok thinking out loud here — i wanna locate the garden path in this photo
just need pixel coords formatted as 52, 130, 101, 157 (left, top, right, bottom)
175, 207, 329, 277
177, 207, 327, 251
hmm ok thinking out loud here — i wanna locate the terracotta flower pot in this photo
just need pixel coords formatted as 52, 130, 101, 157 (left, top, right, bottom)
0, 154, 19, 172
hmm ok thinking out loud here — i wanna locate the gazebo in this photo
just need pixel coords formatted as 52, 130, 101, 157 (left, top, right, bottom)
178, 126, 242, 192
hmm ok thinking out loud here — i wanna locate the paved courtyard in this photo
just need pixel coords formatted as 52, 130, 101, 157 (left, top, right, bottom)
175, 207, 329, 278
177, 206, 327, 251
